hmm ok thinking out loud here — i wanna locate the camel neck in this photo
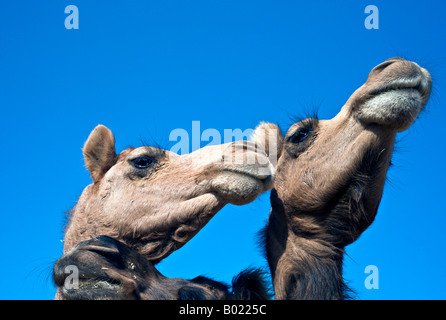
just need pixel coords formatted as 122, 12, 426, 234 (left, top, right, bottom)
272, 233, 347, 300
266, 191, 349, 300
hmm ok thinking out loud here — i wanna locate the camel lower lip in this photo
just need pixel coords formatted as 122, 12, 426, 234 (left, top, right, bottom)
77, 278, 121, 289
364, 87, 423, 110
61, 278, 122, 299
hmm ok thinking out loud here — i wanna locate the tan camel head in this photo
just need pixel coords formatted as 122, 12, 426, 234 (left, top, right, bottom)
54, 235, 271, 300
63, 125, 274, 263
252, 58, 431, 299
253, 57, 431, 246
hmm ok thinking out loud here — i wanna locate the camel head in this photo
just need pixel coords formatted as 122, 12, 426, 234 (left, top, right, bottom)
54, 235, 271, 300
253, 57, 431, 247
63, 125, 274, 263
251, 58, 431, 298
55, 235, 228, 300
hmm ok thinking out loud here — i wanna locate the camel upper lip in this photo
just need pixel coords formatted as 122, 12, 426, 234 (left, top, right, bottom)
220, 141, 275, 182
370, 76, 428, 97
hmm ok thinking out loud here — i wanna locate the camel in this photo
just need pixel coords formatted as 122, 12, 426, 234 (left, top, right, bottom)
63, 125, 274, 262
55, 125, 274, 299
54, 235, 271, 300
251, 57, 432, 299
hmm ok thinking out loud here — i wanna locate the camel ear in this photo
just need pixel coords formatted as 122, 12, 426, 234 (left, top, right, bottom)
250, 122, 283, 168
83, 125, 117, 183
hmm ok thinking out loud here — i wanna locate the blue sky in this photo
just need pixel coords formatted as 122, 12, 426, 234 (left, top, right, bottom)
1, 0, 445, 299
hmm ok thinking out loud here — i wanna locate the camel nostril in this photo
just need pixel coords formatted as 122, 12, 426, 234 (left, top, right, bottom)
76, 236, 126, 269
385, 57, 405, 63
371, 57, 402, 75
87, 247, 125, 269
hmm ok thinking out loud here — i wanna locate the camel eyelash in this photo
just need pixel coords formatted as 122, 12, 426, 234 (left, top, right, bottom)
299, 118, 319, 130
287, 118, 319, 143
287, 109, 320, 126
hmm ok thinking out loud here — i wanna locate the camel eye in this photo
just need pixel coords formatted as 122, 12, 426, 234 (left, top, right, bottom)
130, 156, 154, 169
290, 128, 313, 143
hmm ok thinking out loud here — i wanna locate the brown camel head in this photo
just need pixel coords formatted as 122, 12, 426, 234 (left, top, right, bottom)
54, 235, 271, 300
63, 125, 274, 263
252, 58, 431, 299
